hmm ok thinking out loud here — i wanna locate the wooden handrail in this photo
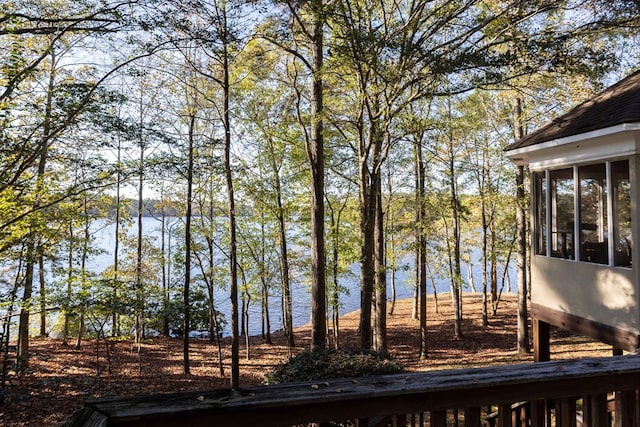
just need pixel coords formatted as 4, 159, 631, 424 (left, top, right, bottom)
66, 355, 640, 427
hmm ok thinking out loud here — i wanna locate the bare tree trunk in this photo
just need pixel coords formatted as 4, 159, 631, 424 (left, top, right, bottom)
386, 166, 397, 317
260, 216, 271, 344
75, 195, 90, 349
135, 92, 145, 351
63, 222, 74, 345
448, 141, 463, 339
38, 251, 46, 337
359, 163, 375, 350
308, 0, 326, 352
220, 22, 241, 387
271, 161, 293, 347
18, 46, 55, 369
183, 111, 195, 375
112, 137, 122, 337
17, 240, 35, 371
160, 195, 169, 338
416, 136, 428, 359
514, 97, 530, 354
481, 156, 489, 327
373, 179, 386, 352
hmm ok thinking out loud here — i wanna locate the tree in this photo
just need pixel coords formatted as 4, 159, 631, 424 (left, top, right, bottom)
263, 0, 328, 351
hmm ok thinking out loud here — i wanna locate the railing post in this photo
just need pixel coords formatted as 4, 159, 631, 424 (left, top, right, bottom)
533, 319, 550, 363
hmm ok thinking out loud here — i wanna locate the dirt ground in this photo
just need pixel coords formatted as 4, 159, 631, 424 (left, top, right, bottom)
0, 293, 612, 426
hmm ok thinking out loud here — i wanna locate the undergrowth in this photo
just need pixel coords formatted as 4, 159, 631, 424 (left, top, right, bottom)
263, 349, 404, 385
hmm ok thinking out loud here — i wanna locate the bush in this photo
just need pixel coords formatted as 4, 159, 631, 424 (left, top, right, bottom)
263, 349, 404, 385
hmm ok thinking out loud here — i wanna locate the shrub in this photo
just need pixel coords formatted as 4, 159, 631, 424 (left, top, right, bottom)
263, 349, 403, 385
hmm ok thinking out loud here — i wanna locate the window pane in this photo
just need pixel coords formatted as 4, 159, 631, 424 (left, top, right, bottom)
550, 168, 574, 259
613, 160, 632, 267
534, 172, 547, 255
579, 164, 608, 264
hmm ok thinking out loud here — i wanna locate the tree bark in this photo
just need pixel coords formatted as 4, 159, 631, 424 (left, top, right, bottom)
416, 136, 427, 358
308, 0, 326, 352
373, 176, 386, 352
448, 141, 463, 339
38, 250, 46, 337
183, 111, 195, 375
514, 96, 530, 354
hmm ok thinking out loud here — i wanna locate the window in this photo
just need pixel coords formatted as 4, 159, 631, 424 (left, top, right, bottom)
579, 164, 607, 264
534, 172, 547, 256
612, 161, 632, 267
550, 168, 574, 259
535, 160, 632, 268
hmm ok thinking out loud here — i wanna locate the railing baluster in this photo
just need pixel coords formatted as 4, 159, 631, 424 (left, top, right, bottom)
517, 402, 529, 427
498, 403, 512, 427
530, 400, 546, 427
393, 413, 407, 427
430, 409, 446, 427
583, 393, 608, 427
464, 406, 481, 427
615, 390, 636, 427
558, 397, 577, 427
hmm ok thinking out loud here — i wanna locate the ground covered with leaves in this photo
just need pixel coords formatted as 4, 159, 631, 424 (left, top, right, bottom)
1, 294, 612, 426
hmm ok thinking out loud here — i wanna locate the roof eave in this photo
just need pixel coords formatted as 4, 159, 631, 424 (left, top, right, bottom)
504, 122, 640, 166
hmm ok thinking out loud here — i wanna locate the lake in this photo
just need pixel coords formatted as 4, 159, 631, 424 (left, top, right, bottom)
86, 217, 515, 337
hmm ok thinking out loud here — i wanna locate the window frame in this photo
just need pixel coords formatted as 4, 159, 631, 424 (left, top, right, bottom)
532, 159, 632, 268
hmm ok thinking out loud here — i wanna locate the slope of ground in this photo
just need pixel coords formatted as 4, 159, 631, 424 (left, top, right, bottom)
0, 293, 612, 426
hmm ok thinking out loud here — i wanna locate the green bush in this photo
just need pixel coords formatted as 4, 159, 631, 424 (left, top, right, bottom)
263, 349, 403, 385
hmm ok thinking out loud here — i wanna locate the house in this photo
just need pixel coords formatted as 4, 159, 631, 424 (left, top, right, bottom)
505, 70, 640, 360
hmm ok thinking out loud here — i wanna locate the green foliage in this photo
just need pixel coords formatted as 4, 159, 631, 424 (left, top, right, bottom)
263, 350, 403, 385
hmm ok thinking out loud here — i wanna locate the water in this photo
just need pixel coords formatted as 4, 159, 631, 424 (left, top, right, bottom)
81, 217, 515, 337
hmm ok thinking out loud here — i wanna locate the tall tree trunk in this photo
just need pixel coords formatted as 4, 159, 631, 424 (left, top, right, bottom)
219, 16, 241, 387
308, 0, 326, 352
38, 250, 46, 337
17, 45, 56, 369
416, 137, 427, 358
331, 212, 340, 350
448, 142, 463, 339
481, 151, 489, 327
205, 179, 216, 343
112, 137, 122, 337
183, 112, 195, 375
373, 177, 386, 352
16, 240, 35, 371
160, 203, 169, 338
327, 196, 347, 350
260, 214, 271, 344
63, 221, 74, 345
359, 116, 385, 351
135, 93, 145, 349
490, 225, 498, 313
359, 160, 375, 350
270, 152, 293, 348
514, 96, 530, 354
75, 196, 90, 349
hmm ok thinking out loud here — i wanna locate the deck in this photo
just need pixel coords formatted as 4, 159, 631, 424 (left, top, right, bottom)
67, 355, 640, 426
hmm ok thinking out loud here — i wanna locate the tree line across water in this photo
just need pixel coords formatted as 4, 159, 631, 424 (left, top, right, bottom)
2, 0, 640, 389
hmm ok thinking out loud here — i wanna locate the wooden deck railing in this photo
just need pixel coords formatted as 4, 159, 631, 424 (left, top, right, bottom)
67, 355, 640, 427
